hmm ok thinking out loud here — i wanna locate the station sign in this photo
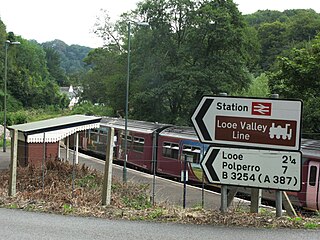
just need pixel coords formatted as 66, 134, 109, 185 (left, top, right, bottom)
191, 96, 302, 150
201, 147, 301, 191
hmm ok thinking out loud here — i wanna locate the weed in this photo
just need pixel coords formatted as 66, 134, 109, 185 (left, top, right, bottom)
8, 203, 18, 209
76, 174, 99, 189
122, 194, 152, 210
304, 222, 319, 229
192, 203, 203, 210
63, 204, 74, 213
288, 217, 302, 222
148, 208, 164, 220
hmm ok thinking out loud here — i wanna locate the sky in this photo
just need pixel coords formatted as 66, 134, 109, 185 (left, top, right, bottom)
0, 0, 320, 48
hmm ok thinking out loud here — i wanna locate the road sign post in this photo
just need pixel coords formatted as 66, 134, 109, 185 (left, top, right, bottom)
191, 96, 302, 150
201, 147, 301, 191
192, 95, 303, 214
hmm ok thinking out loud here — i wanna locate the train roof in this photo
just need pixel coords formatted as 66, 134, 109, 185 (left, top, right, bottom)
100, 117, 171, 134
301, 138, 320, 158
159, 126, 199, 141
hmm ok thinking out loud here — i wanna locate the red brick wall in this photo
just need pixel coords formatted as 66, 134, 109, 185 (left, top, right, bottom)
18, 142, 59, 167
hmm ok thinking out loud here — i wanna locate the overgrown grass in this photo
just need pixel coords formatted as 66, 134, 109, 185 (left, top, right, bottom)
0, 159, 319, 229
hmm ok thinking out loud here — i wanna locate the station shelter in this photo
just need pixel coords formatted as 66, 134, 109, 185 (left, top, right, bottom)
8, 115, 101, 167
7, 115, 102, 196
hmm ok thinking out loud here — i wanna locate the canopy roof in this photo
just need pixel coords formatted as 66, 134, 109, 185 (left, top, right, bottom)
8, 115, 101, 143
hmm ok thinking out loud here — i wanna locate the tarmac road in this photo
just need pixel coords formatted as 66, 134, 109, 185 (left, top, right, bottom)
1, 208, 319, 240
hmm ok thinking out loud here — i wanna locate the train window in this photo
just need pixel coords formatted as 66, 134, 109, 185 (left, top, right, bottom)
99, 133, 107, 144
120, 134, 132, 149
309, 166, 317, 186
133, 137, 145, 152
182, 145, 201, 163
89, 129, 98, 142
162, 142, 179, 159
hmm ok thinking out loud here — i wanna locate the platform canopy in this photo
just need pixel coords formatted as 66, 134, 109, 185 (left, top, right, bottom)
8, 115, 101, 143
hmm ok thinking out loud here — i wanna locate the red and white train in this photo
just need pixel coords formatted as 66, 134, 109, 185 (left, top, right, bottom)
78, 117, 320, 211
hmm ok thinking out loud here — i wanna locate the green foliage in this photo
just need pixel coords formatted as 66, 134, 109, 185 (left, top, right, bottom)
76, 174, 100, 189
43, 47, 68, 86
71, 101, 113, 117
105, 0, 252, 124
0, 134, 10, 149
81, 48, 125, 112
304, 222, 319, 229
42, 40, 91, 76
235, 73, 270, 97
147, 208, 164, 220
122, 194, 152, 210
270, 34, 320, 135
245, 9, 320, 71
0, 108, 67, 128
63, 204, 74, 213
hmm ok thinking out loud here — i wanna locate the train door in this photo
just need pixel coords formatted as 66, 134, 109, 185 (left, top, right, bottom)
306, 161, 320, 210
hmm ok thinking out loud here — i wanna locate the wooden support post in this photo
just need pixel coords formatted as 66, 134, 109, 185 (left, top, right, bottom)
8, 129, 18, 196
75, 132, 79, 164
220, 185, 228, 213
66, 136, 69, 162
58, 141, 61, 159
282, 191, 297, 217
102, 128, 114, 206
42, 132, 46, 191
250, 188, 262, 213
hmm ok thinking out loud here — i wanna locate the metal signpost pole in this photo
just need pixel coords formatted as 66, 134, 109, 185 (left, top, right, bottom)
3, 42, 8, 152
123, 21, 131, 183
123, 21, 149, 183
183, 155, 187, 209
3, 40, 20, 152
271, 93, 283, 217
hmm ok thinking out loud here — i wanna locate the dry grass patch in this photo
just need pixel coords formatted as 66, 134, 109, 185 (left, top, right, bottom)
0, 159, 319, 229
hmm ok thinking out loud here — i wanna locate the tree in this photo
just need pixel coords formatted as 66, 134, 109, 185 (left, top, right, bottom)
81, 47, 125, 115
43, 47, 68, 86
270, 34, 320, 135
258, 21, 287, 70
130, 0, 251, 124
236, 73, 270, 97
7, 37, 67, 108
285, 9, 320, 44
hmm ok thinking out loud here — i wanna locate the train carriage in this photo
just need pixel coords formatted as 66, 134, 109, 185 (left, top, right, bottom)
298, 139, 320, 210
157, 126, 209, 182
77, 116, 320, 211
88, 117, 170, 171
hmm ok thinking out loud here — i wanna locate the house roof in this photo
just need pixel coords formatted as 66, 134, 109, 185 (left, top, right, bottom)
8, 115, 101, 143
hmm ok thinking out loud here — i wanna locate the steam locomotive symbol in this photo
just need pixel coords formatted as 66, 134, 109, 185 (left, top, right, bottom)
269, 123, 292, 140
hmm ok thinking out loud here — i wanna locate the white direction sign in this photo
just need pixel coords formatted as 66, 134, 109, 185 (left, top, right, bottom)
201, 147, 301, 191
191, 96, 302, 150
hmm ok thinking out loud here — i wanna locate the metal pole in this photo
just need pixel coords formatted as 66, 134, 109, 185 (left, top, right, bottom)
42, 132, 46, 191
72, 134, 76, 198
123, 21, 131, 183
3, 43, 8, 152
270, 93, 283, 217
276, 191, 283, 217
3, 40, 20, 152
183, 154, 187, 209
151, 132, 157, 206
202, 171, 205, 208
220, 185, 228, 213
